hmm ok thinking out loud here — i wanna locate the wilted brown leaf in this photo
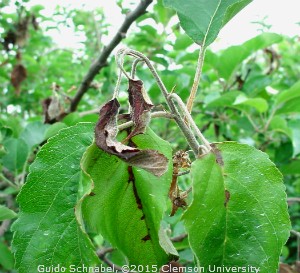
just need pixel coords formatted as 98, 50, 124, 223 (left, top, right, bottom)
169, 151, 191, 216
42, 90, 67, 124
95, 98, 168, 176
11, 64, 27, 95
125, 79, 154, 140
2, 30, 17, 51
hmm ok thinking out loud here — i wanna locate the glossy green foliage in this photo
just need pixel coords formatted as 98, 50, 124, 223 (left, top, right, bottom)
183, 142, 290, 273
2, 138, 29, 172
82, 129, 176, 266
20, 121, 50, 150
275, 80, 300, 114
12, 123, 99, 273
163, 0, 252, 47
206, 33, 283, 81
0, 240, 15, 270
0, 205, 17, 221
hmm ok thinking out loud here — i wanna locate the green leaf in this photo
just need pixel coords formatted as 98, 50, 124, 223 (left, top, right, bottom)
82, 128, 176, 266
288, 119, 300, 157
206, 91, 240, 109
163, 0, 252, 47
2, 138, 29, 172
280, 160, 300, 175
174, 35, 193, 50
0, 205, 17, 221
44, 122, 68, 139
269, 116, 292, 139
183, 142, 290, 273
233, 95, 268, 113
0, 126, 13, 141
20, 121, 50, 149
206, 91, 268, 113
154, 0, 175, 26
212, 33, 282, 81
0, 240, 15, 270
12, 123, 99, 273
275, 81, 300, 114
63, 112, 81, 126
243, 75, 273, 96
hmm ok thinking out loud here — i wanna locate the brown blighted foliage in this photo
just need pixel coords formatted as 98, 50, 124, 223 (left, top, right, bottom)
2, 30, 16, 51
11, 64, 27, 95
95, 98, 168, 177
125, 79, 154, 141
42, 97, 67, 124
42, 85, 68, 124
169, 150, 191, 216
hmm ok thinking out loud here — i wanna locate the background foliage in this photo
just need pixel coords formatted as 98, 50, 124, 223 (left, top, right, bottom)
0, 0, 299, 272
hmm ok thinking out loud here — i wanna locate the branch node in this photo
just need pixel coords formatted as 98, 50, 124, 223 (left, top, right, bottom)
120, 32, 126, 38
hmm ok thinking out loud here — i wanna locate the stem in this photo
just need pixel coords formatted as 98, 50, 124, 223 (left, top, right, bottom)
69, 0, 153, 112
131, 58, 143, 78
290, 230, 300, 261
169, 93, 211, 153
263, 106, 277, 132
186, 46, 206, 113
19, 153, 30, 186
113, 64, 124, 99
97, 248, 124, 271
79, 108, 99, 117
113, 49, 133, 98
118, 111, 175, 131
291, 230, 300, 237
116, 49, 132, 80
245, 113, 259, 131
288, 197, 300, 203
176, 170, 190, 177
0, 174, 18, 189
0, 220, 11, 237
116, 48, 201, 156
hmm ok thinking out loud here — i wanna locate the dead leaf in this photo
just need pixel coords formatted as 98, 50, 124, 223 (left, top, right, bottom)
125, 79, 154, 141
42, 88, 67, 124
11, 64, 27, 95
2, 30, 17, 51
169, 150, 191, 216
95, 98, 168, 176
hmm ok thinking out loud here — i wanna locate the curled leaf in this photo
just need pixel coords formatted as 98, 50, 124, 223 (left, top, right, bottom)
11, 64, 27, 95
95, 98, 168, 176
42, 97, 66, 124
127, 79, 154, 140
